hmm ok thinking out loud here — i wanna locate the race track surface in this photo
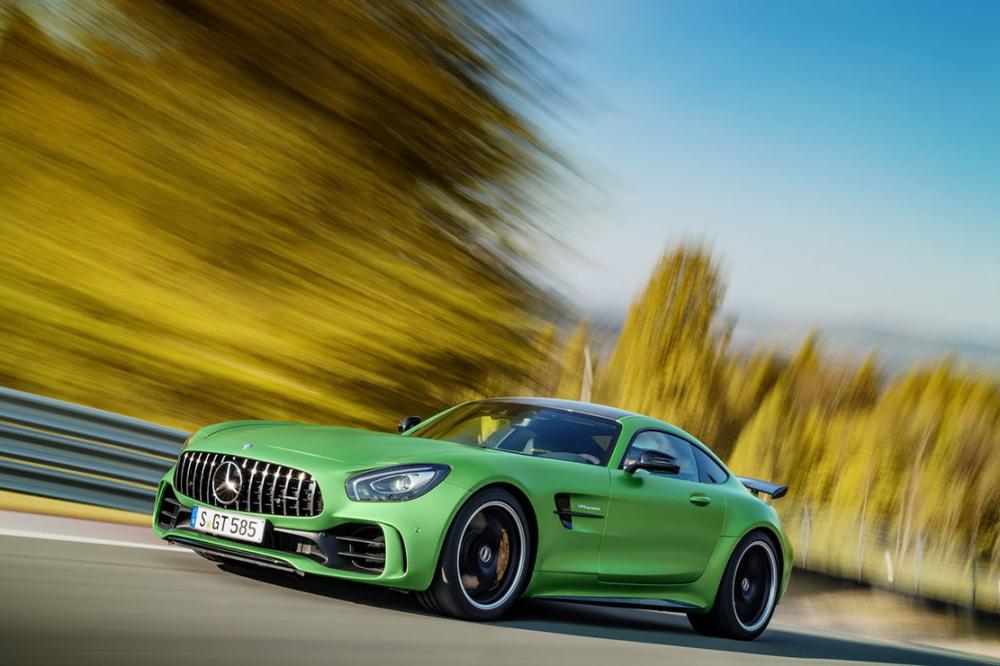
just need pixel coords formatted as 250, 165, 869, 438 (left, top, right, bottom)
0, 534, 992, 666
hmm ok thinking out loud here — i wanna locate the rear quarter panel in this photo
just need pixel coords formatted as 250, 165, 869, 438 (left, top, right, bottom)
605, 415, 793, 605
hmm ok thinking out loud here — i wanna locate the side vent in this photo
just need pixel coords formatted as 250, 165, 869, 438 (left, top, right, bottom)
554, 493, 605, 529
554, 493, 573, 529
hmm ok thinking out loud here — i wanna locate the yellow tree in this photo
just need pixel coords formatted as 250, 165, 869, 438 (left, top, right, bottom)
600, 243, 733, 451
529, 323, 560, 396
555, 321, 589, 401
0, 1, 566, 428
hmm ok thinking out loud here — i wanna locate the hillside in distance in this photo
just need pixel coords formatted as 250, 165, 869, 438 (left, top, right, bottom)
584, 304, 1000, 375
729, 317, 1000, 375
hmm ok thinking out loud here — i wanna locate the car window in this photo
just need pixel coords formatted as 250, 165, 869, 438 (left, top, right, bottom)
691, 445, 729, 484
621, 431, 698, 482
413, 401, 621, 466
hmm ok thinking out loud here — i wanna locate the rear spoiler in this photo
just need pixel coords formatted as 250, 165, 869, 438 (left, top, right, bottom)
737, 476, 788, 500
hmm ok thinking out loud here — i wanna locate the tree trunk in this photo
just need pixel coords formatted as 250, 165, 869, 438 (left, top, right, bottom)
898, 427, 934, 563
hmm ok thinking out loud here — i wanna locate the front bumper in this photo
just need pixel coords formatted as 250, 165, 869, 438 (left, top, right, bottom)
152, 466, 469, 591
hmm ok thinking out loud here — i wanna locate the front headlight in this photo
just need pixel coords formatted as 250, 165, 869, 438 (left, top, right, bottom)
345, 464, 450, 502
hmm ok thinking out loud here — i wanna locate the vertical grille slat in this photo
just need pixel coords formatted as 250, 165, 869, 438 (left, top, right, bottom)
270, 466, 282, 514
187, 452, 199, 497
282, 469, 293, 514
184, 452, 195, 496
245, 461, 259, 513
237, 458, 246, 512
199, 453, 209, 501
203, 453, 217, 504
184, 452, 195, 492
198, 452, 208, 497
293, 473, 305, 517
174, 452, 323, 517
259, 463, 270, 514
192, 452, 205, 497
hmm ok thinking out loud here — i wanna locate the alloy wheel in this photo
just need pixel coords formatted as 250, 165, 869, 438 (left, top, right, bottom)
456, 500, 526, 611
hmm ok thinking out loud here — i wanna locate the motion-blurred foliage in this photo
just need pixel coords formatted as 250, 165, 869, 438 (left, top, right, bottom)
0, 0, 567, 427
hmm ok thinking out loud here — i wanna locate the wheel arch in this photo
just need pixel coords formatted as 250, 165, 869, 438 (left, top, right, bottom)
744, 525, 783, 575
423, 479, 540, 590
419, 480, 540, 615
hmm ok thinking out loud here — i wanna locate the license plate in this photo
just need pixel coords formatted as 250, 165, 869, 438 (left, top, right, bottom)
190, 505, 266, 544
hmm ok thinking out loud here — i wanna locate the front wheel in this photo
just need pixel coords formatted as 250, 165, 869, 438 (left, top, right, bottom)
687, 531, 780, 640
417, 488, 531, 621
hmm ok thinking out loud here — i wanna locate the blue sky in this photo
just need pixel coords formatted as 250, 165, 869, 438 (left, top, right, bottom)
532, 1, 1000, 343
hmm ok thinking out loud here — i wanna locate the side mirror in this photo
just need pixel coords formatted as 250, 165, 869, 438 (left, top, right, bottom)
625, 449, 680, 475
397, 416, 422, 433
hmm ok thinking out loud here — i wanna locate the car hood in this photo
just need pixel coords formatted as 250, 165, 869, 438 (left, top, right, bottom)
190, 420, 472, 471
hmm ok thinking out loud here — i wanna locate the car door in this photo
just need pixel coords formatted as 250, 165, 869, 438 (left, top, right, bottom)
598, 430, 726, 585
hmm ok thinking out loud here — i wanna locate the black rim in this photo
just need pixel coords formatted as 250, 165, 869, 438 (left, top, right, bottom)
733, 541, 775, 631
457, 501, 524, 610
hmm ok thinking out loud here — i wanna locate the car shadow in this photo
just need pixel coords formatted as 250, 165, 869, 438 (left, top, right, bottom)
216, 563, 989, 666
502, 600, 991, 666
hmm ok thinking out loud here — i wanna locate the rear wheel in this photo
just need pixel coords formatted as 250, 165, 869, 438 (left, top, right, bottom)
687, 531, 780, 640
418, 488, 531, 621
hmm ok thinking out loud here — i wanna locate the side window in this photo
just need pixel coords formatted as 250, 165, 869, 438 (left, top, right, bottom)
622, 431, 698, 482
691, 445, 729, 484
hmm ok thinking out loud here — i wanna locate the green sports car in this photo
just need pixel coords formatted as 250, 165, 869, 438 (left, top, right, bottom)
152, 397, 791, 640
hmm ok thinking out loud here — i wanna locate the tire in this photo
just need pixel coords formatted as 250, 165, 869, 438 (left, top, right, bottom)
686, 531, 780, 641
420, 487, 532, 621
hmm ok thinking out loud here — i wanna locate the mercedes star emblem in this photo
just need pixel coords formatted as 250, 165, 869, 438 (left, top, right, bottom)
211, 460, 243, 505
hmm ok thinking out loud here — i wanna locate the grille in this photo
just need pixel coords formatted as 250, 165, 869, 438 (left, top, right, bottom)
175, 451, 324, 517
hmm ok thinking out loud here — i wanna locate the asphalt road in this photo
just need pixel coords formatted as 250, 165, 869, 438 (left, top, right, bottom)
0, 534, 993, 666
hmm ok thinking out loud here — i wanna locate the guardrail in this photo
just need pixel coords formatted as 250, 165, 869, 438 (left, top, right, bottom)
0, 387, 189, 513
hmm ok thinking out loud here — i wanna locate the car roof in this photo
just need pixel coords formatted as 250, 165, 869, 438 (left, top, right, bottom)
482, 397, 637, 421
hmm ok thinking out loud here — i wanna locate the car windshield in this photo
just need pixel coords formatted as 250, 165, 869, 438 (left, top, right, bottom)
412, 401, 621, 466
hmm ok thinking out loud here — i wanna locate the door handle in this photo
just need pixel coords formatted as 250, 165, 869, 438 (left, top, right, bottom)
689, 493, 712, 507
